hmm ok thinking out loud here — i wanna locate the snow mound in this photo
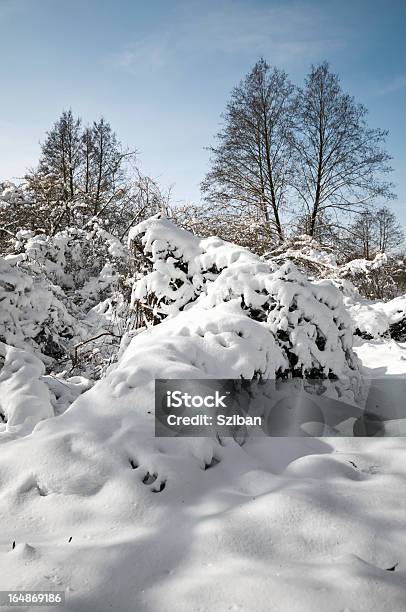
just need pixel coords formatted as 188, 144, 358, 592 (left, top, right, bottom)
336, 290, 406, 341
112, 300, 286, 386
0, 342, 92, 441
346, 299, 390, 339
0, 321, 405, 609
0, 342, 53, 439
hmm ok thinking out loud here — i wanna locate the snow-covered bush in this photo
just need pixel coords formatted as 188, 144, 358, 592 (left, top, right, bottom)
264, 235, 406, 341
13, 221, 128, 306
338, 253, 406, 301
326, 278, 406, 341
0, 342, 53, 437
339, 253, 391, 300
265, 235, 406, 302
326, 256, 406, 340
170, 203, 275, 254
383, 295, 406, 341
0, 181, 36, 251
265, 234, 337, 278
0, 255, 85, 363
129, 214, 262, 323
0, 181, 28, 208
1, 221, 133, 375
129, 215, 360, 387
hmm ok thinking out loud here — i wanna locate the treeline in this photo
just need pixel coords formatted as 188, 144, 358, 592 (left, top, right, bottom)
0, 59, 404, 263
0, 111, 170, 241
198, 59, 403, 259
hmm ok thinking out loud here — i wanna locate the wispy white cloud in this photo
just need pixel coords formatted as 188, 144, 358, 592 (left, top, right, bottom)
376, 74, 406, 96
109, 37, 171, 74
107, 0, 347, 75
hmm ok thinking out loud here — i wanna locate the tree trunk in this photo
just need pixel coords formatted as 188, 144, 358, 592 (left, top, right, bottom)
262, 108, 284, 241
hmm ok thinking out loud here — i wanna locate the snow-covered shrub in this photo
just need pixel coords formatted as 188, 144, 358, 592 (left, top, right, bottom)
338, 253, 405, 301
1, 221, 133, 375
344, 297, 390, 340
383, 295, 406, 341
264, 236, 406, 341
129, 214, 262, 324
0, 255, 85, 363
0, 342, 53, 437
265, 236, 406, 303
170, 203, 275, 254
13, 220, 128, 308
265, 234, 337, 278
0, 181, 29, 215
0, 181, 36, 252
129, 215, 360, 386
327, 280, 406, 341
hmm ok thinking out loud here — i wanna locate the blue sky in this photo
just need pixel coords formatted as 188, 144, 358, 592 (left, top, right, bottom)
0, 0, 405, 224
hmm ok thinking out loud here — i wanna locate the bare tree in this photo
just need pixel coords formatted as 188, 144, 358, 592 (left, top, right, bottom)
375, 206, 404, 253
25, 111, 139, 235
118, 169, 171, 239
346, 206, 404, 260
291, 62, 394, 237
202, 59, 294, 242
84, 118, 135, 218
82, 125, 93, 203
26, 110, 83, 233
293, 209, 341, 247
348, 210, 377, 260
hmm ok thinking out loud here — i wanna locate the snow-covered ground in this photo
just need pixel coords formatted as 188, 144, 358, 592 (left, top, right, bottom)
0, 337, 405, 611
1, 217, 406, 611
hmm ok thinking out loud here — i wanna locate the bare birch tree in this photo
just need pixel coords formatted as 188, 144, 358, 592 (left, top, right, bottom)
202, 59, 294, 242
291, 62, 394, 237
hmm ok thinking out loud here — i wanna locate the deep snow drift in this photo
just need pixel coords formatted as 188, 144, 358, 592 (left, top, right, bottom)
1, 217, 406, 611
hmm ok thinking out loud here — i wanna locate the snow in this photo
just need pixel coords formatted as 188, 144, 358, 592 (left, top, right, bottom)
0, 342, 53, 439
340, 293, 406, 339
1, 334, 406, 610
129, 216, 360, 389
1, 215, 406, 610
0, 254, 84, 362
0, 342, 91, 441
265, 234, 338, 275
340, 252, 388, 276
0, 223, 132, 380
344, 296, 391, 338
354, 338, 406, 376
382, 294, 406, 325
